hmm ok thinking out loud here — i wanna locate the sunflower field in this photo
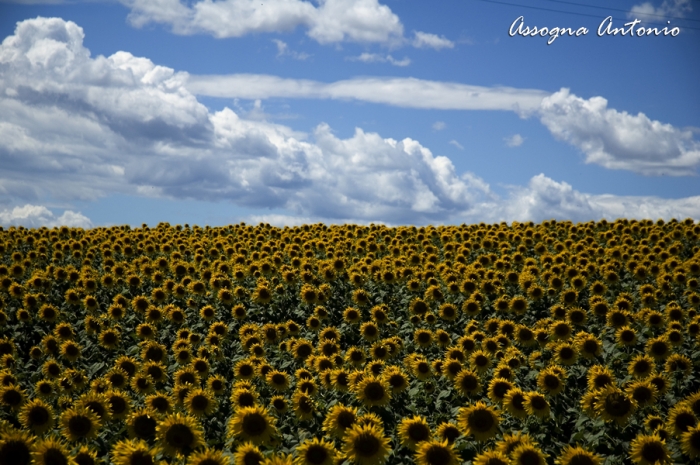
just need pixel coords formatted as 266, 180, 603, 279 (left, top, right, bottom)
0, 218, 699, 465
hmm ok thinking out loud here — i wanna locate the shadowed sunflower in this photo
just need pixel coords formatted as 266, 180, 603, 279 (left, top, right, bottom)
594, 385, 637, 427
629, 434, 670, 465
342, 423, 391, 465
294, 437, 336, 465
354, 376, 391, 408
414, 439, 458, 465
111, 438, 160, 465
234, 442, 264, 465
73, 445, 99, 465
537, 366, 566, 396
511, 444, 547, 465
322, 404, 358, 438
503, 387, 528, 419
227, 405, 277, 445
32, 438, 75, 465
435, 422, 461, 444
18, 398, 54, 435
680, 424, 700, 459
126, 408, 158, 441
666, 403, 697, 437
0, 429, 34, 465
524, 392, 550, 420
156, 412, 205, 457
184, 388, 218, 418
472, 450, 509, 465
398, 416, 431, 451
60, 406, 101, 442
186, 447, 232, 465
292, 390, 316, 421
555, 445, 602, 465
457, 401, 500, 441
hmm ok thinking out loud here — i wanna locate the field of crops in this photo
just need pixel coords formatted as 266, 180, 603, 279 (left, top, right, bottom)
0, 218, 699, 465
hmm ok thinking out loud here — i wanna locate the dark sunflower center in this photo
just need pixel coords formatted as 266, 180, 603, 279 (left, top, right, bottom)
191, 395, 209, 411
424, 444, 455, 465
518, 449, 542, 465
238, 392, 255, 407
42, 448, 69, 465
568, 453, 596, 465
469, 409, 495, 432
650, 341, 668, 356
337, 411, 356, 429
689, 430, 700, 450
242, 413, 267, 436
531, 396, 547, 410
544, 375, 560, 390
635, 360, 650, 373
641, 442, 666, 462
0, 440, 32, 465
243, 451, 262, 465
493, 382, 511, 398
29, 406, 50, 425
134, 415, 157, 439
364, 382, 386, 401
355, 433, 381, 456
68, 415, 93, 437
165, 424, 195, 447
127, 451, 154, 465
560, 347, 575, 359
109, 396, 127, 415
511, 394, 525, 410
604, 393, 632, 417
306, 445, 329, 465
408, 423, 430, 442
474, 355, 488, 367
674, 412, 696, 433
85, 402, 106, 419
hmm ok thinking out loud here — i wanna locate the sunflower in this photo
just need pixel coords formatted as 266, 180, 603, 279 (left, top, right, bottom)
383, 367, 409, 394
628, 355, 655, 379
503, 387, 528, 419
360, 322, 380, 342
156, 412, 205, 457
323, 404, 358, 438
646, 336, 671, 361
457, 401, 500, 441
666, 403, 697, 437
414, 439, 458, 465
111, 438, 159, 465
629, 434, 670, 465
537, 366, 566, 396
575, 332, 602, 359
594, 385, 637, 427
511, 444, 547, 465
487, 377, 514, 404
524, 391, 550, 420
665, 353, 693, 377
73, 445, 99, 465
469, 350, 492, 374
680, 424, 700, 459
230, 388, 258, 409
342, 423, 392, 465
555, 445, 602, 465
0, 429, 34, 465
126, 408, 158, 441
18, 398, 54, 435
354, 376, 391, 408
184, 388, 218, 418
587, 365, 615, 391
227, 405, 277, 445
60, 406, 101, 442
187, 447, 232, 465
234, 442, 264, 465
76, 392, 111, 423
495, 432, 534, 457
472, 450, 509, 465
398, 416, 431, 451
434, 422, 461, 445
105, 389, 132, 420
294, 437, 336, 465
344, 307, 362, 325
292, 390, 316, 421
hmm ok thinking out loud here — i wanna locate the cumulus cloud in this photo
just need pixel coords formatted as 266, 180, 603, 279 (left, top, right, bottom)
628, 0, 692, 22
121, 0, 405, 46
346, 53, 410, 67
0, 17, 493, 225
538, 89, 700, 176
412, 31, 454, 50
504, 134, 524, 147
0, 204, 92, 228
1, 18, 698, 227
186, 74, 549, 112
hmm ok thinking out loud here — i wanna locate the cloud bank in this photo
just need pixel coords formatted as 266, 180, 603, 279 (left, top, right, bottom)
0, 17, 697, 228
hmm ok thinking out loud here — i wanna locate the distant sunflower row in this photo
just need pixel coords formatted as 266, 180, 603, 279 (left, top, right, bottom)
0, 218, 699, 465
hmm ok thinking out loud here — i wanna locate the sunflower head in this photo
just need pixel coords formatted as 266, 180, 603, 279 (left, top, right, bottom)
342, 423, 392, 465
457, 401, 500, 442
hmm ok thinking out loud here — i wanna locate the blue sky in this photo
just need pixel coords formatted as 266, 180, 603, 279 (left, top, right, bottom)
0, 0, 698, 228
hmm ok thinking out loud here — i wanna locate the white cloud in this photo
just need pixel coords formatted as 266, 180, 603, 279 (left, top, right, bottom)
346, 53, 410, 66
538, 88, 700, 175
0, 204, 92, 228
628, 0, 692, 21
272, 39, 310, 60
1, 18, 698, 226
412, 31, 454, 50
186, 74, 549, 112
504, 134, 524, 147
432, 121, 446, 131
449, 140, 463, 150
121, 0, 405, 46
